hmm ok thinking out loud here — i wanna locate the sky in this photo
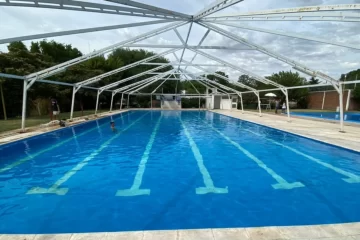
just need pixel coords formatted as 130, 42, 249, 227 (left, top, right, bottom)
0, 0, 359, 81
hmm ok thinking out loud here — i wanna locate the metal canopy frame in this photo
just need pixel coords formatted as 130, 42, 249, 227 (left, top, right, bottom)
1, 1, 359, 132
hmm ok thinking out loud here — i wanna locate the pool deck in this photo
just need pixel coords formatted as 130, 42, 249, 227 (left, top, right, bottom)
212, 110, 360, 153
0, 110, 129, 145
0, 222, 359, 239
1, 109, 360, 239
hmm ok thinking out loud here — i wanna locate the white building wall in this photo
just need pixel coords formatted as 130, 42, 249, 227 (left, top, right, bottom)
220, 99, 231, 110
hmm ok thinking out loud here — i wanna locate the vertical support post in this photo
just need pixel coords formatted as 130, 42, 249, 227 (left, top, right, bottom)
285, 88, 290, 122
256, 92, 262, 117
70, 86, 77, 120
339, 84, 344, 132
151, 94, 153, 109
127, 94, 130, 109
239, 93, 244, 113
321, 91, 326, 110
110, 91, 115, 112
95, 90, 100, 115
199, 95, 201, 110
21, 79, 28, 131
120, 93, 124, 110
346, 89, 351, 111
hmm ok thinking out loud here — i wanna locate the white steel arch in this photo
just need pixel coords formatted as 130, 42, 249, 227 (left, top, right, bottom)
0, 0, 359, 132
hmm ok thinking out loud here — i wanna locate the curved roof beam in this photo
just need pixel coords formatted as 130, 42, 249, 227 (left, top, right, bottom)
194, 0, 245, 20
180, 69, 238, 94
210, 21, 360, 50
105, 0, 191, 19
126, 44, 254, 50
0, 20, 173, 45
114, 70, 173, 93
77, 48, 179, 87
187, 48, 285, 89
181, 62, 256, 91
202, 4, 360, 22
100, 64, 172, 91
0, 0, 186, 20
199, 22, 338, 85
128, 70, 175, 94
24, 21, 187, 87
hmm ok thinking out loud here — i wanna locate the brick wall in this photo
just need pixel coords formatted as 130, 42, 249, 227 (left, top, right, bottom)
308, 90, 360, 111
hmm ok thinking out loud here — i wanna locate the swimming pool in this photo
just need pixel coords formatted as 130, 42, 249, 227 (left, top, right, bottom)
291, 111, 360, 123
0, 110, 360, 234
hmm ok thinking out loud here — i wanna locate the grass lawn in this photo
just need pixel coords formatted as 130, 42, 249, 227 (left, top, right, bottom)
0, 109, 108, 133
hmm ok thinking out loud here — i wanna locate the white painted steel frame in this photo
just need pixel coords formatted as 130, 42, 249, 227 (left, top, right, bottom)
0, 0, 188, 20
0, 20, 174, 45
127, 44, 254, 50
0, 1, 356, 132
105, 0, 191, 19
202, 4, 360, 22
210, 21, 360, 50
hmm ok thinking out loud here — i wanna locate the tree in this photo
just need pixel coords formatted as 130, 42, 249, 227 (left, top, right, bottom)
266, 71, 309, 108
340, 69, 360, 90
7, 41, 28, 53
38, 40, 82, 63
353, 85, 360, 101
30, 42, 41, 54
308, 77, 320, 85
238, 75, 257, 89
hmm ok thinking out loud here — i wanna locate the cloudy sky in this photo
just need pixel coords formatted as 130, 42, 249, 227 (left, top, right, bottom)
0, 0, 359, 81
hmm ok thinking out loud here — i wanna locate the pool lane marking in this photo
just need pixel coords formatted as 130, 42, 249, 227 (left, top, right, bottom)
116, 115, 162, 197
27, 112, 149, 196
243, 129, 360, 184
0, 111, 133, 174
199, 117, 304, 190
179, 116, 228, 195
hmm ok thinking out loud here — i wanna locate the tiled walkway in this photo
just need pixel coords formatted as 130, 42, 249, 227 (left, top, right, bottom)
212, 110, 360, 152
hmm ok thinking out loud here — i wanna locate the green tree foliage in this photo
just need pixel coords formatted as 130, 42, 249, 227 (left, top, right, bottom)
7, 41, 28, 53
238, 74, 257, 89
308, 77, 320, 85
266, 71, 309, 108
0, 41, 175, 118
353, 86, 360, 101
340, 69, 360, 90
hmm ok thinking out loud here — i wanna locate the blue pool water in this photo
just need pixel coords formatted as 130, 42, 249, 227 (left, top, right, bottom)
291, 111, 360, 123
0, 110, 360, 234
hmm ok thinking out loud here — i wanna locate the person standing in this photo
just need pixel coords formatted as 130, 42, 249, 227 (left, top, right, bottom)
51, 97, 60, 121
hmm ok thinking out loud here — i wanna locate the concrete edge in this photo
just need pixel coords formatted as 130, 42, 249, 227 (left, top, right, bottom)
0, 222, 359, 239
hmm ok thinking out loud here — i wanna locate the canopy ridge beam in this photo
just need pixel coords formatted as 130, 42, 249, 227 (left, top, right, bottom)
0, 20, 174, 45
187, 47, 285, 89
198, 22, 338, 87
105, 0, 191, 19
202, 4, 360, 22
181, 59, 256, 91
209, 21, 360, 50
185, 29, 211, 71
194, 0, 245, 20
0, 0, 187, 20
177, 22, 193, 71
